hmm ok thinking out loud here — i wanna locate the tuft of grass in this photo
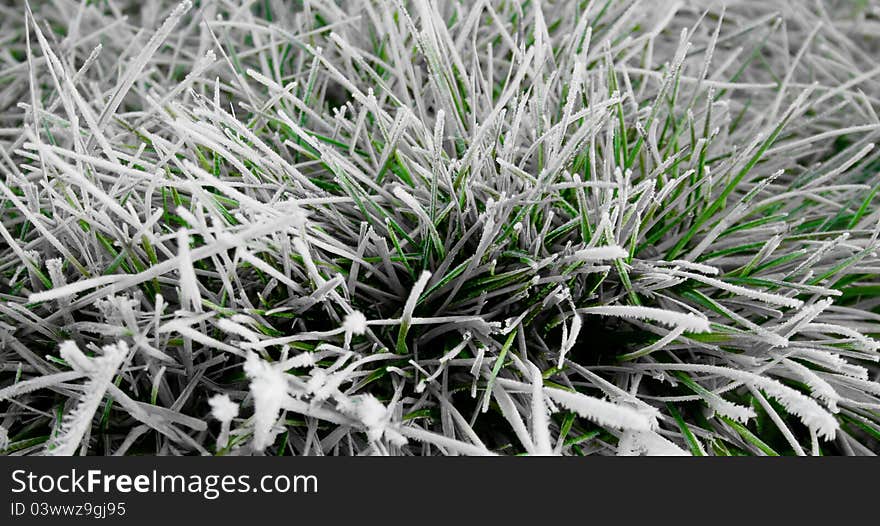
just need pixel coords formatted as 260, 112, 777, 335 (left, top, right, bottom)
1, 0, 880, 456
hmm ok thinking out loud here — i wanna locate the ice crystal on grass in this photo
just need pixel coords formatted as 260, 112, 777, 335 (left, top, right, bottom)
350, 394, 407, 447
209, 394, 239, 424
579, 306, 712, 333
544, 387, 655, 432
2, 0, 880, 456
342, 310, 369, 347
618, 431, 690, 457
208, 393, 239, 451
244, 353, 289, 453
47, 342, 128, 456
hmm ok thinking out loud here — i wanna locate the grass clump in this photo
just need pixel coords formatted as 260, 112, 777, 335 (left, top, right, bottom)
2, 0, 880, 456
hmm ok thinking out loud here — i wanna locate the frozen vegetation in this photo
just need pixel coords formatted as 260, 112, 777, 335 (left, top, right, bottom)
2, 0, 880, 456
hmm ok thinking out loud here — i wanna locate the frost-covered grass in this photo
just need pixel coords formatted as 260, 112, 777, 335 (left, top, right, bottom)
2, 0, 880, 456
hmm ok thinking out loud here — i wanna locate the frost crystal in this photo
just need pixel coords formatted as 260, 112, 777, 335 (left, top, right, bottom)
342, 311, 368, 335
244, 354, 289, 451
351, 395, 407, 447
209, 394, 240, 423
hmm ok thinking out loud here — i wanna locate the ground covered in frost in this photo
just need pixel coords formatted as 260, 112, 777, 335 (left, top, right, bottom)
2, 0, 880, 456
